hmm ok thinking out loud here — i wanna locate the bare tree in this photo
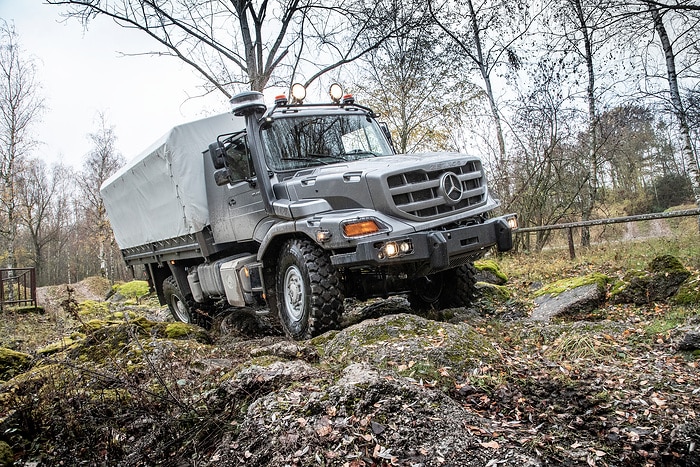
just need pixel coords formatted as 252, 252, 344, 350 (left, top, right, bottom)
427, 0, 540, 205
78, 112, 125, 279
47, 0, 412, 95
353, 4, 477, 154
15, 159, 72, 285
643, 2, 700, 230
0, 22, 44, 269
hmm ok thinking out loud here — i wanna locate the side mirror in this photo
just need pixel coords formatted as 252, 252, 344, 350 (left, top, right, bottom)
209, 142, 226, 169
214, 168, 231, 186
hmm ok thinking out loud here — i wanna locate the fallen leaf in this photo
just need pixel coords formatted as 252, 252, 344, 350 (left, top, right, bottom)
479, 440, 500, 449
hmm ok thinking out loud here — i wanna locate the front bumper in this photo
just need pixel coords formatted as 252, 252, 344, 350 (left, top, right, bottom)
331, 214, 515, 270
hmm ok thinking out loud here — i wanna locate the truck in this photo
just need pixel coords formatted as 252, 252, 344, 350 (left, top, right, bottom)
100, 84, 517, 340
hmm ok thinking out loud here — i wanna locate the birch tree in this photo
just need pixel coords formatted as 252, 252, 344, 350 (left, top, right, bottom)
644, 2, 700, 230
77, 113, 124, 279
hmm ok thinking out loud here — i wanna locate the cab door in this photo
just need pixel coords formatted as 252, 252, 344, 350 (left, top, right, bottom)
206, 134, 267, 243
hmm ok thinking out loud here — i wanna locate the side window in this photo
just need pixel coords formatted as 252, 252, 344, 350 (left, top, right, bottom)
225, 135, 255, 181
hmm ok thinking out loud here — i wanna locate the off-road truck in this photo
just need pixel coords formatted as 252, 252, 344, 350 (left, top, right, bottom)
101, 85, 517, 339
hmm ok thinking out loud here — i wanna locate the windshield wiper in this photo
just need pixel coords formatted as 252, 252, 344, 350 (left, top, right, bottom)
279, 157, 331, 165
307, 153, 349, 162
338, 149, 380, 158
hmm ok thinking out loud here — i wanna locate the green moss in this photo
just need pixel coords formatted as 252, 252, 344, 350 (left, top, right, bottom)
673, 275, 700, 305
649, 255, 687, 274
476, 282, 511, 302
112, 280, 150, 300
474, 259, 508, 283
164, 322, 196, 339
78, 300, 110, 317
6, 305, 44, 314
37, 336, 81, 355
0, 440, 13, 466
534, 273, 609, 298
0, 347, 32, 380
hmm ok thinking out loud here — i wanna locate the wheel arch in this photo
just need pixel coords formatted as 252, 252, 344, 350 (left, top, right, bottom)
258, 231, 317, 314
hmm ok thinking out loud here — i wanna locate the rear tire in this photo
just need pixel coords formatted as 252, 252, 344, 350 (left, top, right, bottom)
408, 263, 477, 310
163, 276, 192, 323
275, 238, 344, 340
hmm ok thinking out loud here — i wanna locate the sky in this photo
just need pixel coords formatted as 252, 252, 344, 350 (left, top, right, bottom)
0, 0, 231, 169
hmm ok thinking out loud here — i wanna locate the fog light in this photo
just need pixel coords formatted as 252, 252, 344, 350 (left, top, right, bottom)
383, 242, 399, 258
507, 215, 518, 230
399, 240, 413, 253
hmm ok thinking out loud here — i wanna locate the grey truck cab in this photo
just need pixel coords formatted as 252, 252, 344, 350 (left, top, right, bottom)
101, 84, 517, 339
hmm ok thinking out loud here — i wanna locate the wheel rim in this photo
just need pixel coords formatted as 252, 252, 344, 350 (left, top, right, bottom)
283, 265, 306, 322
171, 296, 190, 323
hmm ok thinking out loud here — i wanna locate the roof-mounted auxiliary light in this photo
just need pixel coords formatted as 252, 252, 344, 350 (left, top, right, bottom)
329, 83, 343, 103
274, 94, 288, 106
290, 83, 306, 104
342, 94, 355, 105
230, 91, 267, 116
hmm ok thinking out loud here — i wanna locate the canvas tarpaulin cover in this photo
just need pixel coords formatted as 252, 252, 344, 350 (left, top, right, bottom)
100, 113, 245, 249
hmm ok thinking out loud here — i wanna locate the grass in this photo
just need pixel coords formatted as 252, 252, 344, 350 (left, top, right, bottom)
500, 213, 700, 283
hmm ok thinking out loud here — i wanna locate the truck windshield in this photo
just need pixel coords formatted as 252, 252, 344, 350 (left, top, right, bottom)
261, 113, 393, 171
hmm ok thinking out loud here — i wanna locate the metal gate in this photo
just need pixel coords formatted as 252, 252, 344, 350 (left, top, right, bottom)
0, 268, 37, 311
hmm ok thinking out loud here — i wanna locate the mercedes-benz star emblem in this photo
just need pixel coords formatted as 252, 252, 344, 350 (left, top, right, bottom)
439, 172, 463, 205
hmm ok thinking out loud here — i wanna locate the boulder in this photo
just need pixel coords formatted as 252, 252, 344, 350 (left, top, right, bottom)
531, 273, 608, 322
0, 347, 32, 381
474, 259, 508, 285
610, 255, 691, 305
678, 330, 700, 351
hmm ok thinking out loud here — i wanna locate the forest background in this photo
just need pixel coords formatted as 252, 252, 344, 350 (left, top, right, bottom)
2, 0, 700, 287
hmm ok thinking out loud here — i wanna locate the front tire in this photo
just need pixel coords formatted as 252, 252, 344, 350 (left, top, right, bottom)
275, 238, 344, 340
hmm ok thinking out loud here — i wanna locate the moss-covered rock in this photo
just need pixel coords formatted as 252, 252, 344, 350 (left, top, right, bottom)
110, 280, 150, 302
533, 273, 609, 298
475, 282, 511, 303
474, 259, 508, 285
37, 336, 82, 355
0, 347, 32, 381
610, 255, 691, 305
0, 440, 13, 466
78, 300, 110, 318
531, 273, 609, 322
322, 313, 498, 384
673, 274, 700, 305
150, 322, 212, 344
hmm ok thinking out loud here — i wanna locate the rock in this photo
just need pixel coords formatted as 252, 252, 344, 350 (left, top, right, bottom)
475, 282, 511, 303
678, 330, 700, 351
0, 440, 12, 466
220, 360, 322, 398
322, 313, 500, 373
531, 273, 608, 322
474, 259, 508, 285
249, 340, 319, 362
673, 274, 700, 305
0, 347, 32, 381
610, 255, 691, 304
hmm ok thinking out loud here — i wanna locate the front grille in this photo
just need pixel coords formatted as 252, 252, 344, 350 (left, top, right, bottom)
387, 160, 486, 219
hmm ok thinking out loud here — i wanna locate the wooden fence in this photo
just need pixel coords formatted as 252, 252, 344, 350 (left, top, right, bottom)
515, 208, 700, 260
0, 268, 37, 311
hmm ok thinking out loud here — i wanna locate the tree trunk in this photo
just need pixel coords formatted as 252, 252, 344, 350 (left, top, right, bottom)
649, 5, 700, 232
465, 0, 510, 204
572, 0, 598, 247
